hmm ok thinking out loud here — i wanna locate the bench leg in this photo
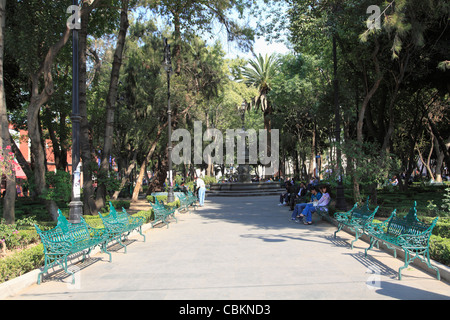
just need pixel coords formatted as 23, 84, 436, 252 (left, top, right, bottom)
398, 250, 410, 280
334, 224, 343, 238
399, 249, 441, 281
38, 254, 75, 285
59, 257, 76, 284
350, 229, 359, 250
116, 236, 127, 253
426, 252, 441, 281
365, 237, 377, 257
82, 248, 92, 262
138, 226, 146, 242
102, 243, 112, 262
37, 255, 51, 284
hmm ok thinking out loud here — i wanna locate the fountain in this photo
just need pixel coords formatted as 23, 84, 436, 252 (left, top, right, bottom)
207, 101, 283, 197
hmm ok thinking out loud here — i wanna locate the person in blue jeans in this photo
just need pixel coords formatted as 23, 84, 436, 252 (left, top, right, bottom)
290, 187, 321, 221
196, 176, 206, 206
298, 185, 331, 225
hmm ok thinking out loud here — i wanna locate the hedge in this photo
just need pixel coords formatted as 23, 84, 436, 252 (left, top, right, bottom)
146, 195, 180, 208
0, 244, 44, 284
430, 236, 450, 266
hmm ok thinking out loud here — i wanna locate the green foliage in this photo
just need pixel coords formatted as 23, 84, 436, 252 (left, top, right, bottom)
146, 195, 180, 208
240, 53, 279, 113
441, 188, 450, 215
202, 176, 217, 185
0, 244, 44, 284
134, 210, 153, 224
430, 236, 450, 267
109, 200, 131, 210
0, 218, 40, 251
41, 171, 72, 205
0, 146, 15, 178
325, 140, 400, 190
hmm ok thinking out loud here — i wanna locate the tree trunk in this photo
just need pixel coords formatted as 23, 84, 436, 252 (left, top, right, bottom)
356, 39, 382, 144
26, 22, 71, 221
79, 0, 102, 215
147, 151, 169, 195
0, 0, 15, 224
131, 123, 166, 202
434, 136, 450, 183
308, 128, 315, 179
111, 150, 137, 200
95, 0, 129, 210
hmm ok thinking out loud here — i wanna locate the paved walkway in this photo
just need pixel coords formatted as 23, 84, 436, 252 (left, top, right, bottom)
7, 196, 450, 300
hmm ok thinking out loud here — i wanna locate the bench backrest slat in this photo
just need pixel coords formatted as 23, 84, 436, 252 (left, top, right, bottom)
57, 210, 91, 242
386, 201, 436, 237
35, 210, 93, 250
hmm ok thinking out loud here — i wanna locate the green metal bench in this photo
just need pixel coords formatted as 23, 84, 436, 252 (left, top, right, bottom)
315, 204, 331, 222
364, 201, 440, 280
34, 210, 111, 285
98, 202, 146, 253
178, 192, 197, 211
334, 197, 379, 249
177, 193, 191, 212
187, 190, 198, 208
150, 199, 177, 228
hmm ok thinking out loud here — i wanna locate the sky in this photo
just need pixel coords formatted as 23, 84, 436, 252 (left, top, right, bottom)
214, 1, 292, 60
222, 36, 291, 60
143, 1, 292, 61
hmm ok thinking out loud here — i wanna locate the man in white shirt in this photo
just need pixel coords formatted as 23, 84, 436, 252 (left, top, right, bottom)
196, 176, 206, 206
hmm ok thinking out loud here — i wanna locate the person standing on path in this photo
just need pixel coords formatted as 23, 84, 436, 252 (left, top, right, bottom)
196, 176, 206, 206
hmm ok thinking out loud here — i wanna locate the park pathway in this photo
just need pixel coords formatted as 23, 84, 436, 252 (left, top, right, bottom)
7, 196, 450, 300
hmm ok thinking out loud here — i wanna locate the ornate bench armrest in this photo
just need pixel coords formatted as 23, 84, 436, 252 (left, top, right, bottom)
334, 203, 357, 221
397, 225, 435, 249
366, 209, 396, 234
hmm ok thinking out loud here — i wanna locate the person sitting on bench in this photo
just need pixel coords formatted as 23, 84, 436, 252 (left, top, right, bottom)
289, 182, 307, 210
290, 186, 321, 221
298, 185, 331, 225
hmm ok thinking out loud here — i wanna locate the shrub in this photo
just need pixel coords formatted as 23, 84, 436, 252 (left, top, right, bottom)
0, 244, 44, 284
147, 195, 180, 207
110, 200, 130, 210
203, 176, 217, 185
135, 209, 153, 223
430, 236, 450, 267
83, 215, 104, 228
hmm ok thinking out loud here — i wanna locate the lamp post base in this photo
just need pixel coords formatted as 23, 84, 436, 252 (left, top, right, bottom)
167, 187, 175, 203
335, 184, 347, 211
69, 200, 83, 223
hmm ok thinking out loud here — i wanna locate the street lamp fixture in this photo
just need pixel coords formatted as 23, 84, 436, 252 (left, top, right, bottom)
240, 100, 246, 131
163, 38, 175, 203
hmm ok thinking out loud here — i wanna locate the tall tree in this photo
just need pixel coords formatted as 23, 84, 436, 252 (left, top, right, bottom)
0, 0, 15, 224
95, 0, 130, 210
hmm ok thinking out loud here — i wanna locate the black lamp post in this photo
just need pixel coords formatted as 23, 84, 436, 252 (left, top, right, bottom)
69, 1, 82, 222
163, 38, 175, 203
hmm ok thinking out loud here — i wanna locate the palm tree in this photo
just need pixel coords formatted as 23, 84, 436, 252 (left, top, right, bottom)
240, 53, 279, 132
240, 53, 279, 179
